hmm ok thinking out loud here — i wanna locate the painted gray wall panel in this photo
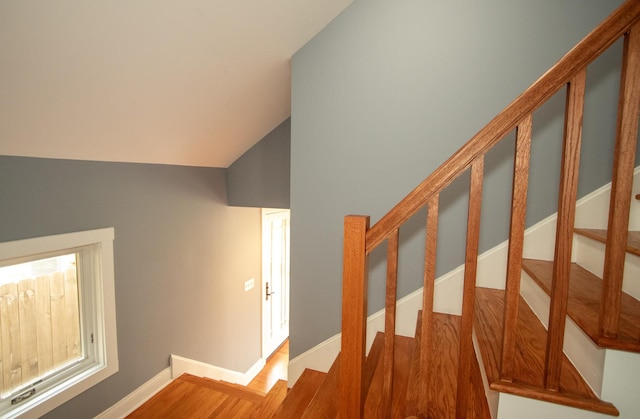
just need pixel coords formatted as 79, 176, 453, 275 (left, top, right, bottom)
227, 118, 291, 208
289, 0, 636, 358
0, 156, 262, 418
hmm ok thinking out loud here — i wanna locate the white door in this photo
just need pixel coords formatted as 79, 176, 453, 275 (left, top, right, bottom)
261, 209, 290, 359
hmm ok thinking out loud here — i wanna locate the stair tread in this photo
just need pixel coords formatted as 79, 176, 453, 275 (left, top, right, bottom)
574, 228, 640, 257
181, 374, 265, 402
474, 287, 618, 415
126, 373, 262, 418
300, 352, 341, 418
271, 368, 326, 419
523, 258, 640, 350
363, 334, 415, 418
406, 312, 490, 419
251, 379, 288, 419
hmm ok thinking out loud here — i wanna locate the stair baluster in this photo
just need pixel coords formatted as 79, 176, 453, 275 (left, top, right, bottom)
500, 115, 532, 382
544, 69, 586, 391
382, 229, 400, 417
600, 22, 640, 339
415, 196, 439, 416
455, 157, 484, 417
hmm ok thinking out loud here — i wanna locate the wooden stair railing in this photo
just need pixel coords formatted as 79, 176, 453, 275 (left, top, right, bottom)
340, 0, 640, 418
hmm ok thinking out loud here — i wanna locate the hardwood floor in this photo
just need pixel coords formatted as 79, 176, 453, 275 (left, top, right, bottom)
248, 339, 289, 393
127, 340, 289, 418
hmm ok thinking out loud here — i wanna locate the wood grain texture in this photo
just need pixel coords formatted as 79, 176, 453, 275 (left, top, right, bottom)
418, 197, 439, 416
300, 354, 340, 418
601, 22, 640, 338
382, 229, 400, 417
363, 335, 415, 419
127, 374, 264, 419
271, 369, 326, 419
501, 114, 532, 382
364, 0, 640, 254
248, 339, 288, 394
473, 288, 618, 415
340, 215, 370, 419
470, 350, 492, 419
523, 258, 640, 350
251, 379, 288, 419
456, 157, 484, 417
574, 228, 640, 257
407, 313, 489, 419
545, 69, 586, 391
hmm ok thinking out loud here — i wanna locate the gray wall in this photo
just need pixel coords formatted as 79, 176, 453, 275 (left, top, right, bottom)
0, 156, 262, 418
227, 118, 291, 208
289, 0, 639, 358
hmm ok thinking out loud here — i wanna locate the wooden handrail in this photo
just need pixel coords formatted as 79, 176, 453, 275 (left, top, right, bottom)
365, 0, 640, 254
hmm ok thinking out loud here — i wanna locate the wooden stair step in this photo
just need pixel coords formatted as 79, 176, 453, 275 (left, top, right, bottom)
474, 287, 619, 416
301, 331, 387, 418
406, 312, 490, 419
523, 258, 640, 351
251, 379, 288, 419
574, 228, 640, 257
271, 368, 326, 419
191, 376, 265, 402
126, 373, 262, 418
300, 353, 341, 418
363, 334, 415, 418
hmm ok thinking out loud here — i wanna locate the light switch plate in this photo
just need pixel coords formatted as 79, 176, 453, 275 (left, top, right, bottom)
244, 278, 255, 292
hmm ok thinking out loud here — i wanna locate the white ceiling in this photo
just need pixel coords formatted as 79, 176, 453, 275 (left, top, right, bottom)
0, 0, 352, 168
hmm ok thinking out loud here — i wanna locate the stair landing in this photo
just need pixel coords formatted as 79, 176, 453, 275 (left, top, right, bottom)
126, 373, 265, 418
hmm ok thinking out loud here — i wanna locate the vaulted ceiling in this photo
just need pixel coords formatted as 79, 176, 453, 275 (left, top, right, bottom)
0, 1, 352, 168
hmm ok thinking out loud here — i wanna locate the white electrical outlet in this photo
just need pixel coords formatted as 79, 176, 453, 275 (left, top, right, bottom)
244, 278, 255, 292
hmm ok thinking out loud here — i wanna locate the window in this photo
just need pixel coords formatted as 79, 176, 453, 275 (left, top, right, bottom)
0, 228, 118, 418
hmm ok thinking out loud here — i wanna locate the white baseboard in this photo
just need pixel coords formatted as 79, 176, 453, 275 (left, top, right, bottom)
170, 354, 265, 387
95, 367, 173, 419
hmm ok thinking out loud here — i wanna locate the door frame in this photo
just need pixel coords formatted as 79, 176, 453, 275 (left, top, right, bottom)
261, 208, 291, 360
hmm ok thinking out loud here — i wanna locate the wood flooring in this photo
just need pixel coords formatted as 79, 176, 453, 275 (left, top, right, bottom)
248, 340, 289, 393
127, 340, 289, 418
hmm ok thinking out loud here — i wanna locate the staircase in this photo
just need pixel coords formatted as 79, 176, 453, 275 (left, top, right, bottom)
317, 0, 640, 417
132, 1, 640, 417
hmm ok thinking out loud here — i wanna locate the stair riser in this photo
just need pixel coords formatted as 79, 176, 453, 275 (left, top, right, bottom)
574, 235, 640, 301
520, 271, 606, 396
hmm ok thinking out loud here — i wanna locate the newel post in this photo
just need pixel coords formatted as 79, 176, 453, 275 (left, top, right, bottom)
340, 215, 370, 419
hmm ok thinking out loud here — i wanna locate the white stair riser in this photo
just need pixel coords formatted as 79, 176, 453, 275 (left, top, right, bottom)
519, 271, 606, 396
574, 235, 640, 301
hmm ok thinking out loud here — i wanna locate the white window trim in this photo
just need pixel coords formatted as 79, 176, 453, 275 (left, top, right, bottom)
0, 228, 118, 418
